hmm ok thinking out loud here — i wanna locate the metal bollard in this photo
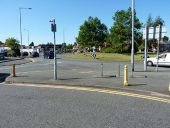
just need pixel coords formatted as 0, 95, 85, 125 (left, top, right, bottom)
12, 64, 16, 77
123, 65, 128, 86
101, 63, 103, 77
118, 64, 120, 77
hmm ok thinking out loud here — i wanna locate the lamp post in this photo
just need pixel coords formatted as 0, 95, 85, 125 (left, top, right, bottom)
24, 29, 29, 46
19, 7, 32, 51
131, 0, 135, 73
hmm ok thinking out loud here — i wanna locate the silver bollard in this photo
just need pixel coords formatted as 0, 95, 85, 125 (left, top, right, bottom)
118, 64, 120, 77
101, 63, 103, 77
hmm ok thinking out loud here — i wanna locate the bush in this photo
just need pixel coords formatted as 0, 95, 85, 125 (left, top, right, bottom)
7, 49, 21, 57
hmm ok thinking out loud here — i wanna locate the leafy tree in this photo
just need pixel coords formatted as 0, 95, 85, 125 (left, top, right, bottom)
66, 44, 73, 49
0, 41, 3, 45
146, 15, 164, 27
29, 42, 34, 46
153, 16, 165, 27
5, 37, 20, 57
146, 14, 154, 27
109, 8, 142, 53
76, 16, 108, 48
163, 36, 169, 42
145, 15, 165, 50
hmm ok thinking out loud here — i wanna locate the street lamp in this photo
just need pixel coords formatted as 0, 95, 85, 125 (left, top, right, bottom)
19, 7, 32, 49
24, 29, 29, 46
131, 0, 135, 73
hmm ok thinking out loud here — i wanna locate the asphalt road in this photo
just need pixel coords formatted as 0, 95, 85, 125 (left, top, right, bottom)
1, 83, 170, 128
1, 55, 170, 94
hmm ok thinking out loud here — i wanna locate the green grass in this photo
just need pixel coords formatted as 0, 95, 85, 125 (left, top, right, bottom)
64, 52, 156, 62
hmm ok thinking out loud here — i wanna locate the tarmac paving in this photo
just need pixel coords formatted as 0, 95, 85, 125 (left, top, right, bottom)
0, 57, 32, 82
2, 56, 170, 97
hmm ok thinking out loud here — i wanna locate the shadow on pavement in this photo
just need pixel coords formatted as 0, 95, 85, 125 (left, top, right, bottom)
0, 73, 10, 82
129, 83, 147, 86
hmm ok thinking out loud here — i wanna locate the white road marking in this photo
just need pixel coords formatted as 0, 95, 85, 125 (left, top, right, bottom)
79, 71, 95, 74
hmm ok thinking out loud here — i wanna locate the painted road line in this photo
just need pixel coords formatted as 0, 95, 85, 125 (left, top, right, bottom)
5, 83, 170, 104
79, 71, 95, 74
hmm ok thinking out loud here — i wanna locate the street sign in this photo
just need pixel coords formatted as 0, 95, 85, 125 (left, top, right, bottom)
143, 26, 167, 39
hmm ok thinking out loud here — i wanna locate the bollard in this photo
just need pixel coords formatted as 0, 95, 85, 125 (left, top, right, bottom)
124, 65, 128, 86
169, 82, 170, 92
118, 64, 120, 77
12, 64, 16, 77
101, 63, 103, 77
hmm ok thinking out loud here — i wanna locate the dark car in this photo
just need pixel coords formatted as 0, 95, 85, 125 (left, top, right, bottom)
44, 51, 54, 59
32, 52, 39, 57
48, 51, 54, 59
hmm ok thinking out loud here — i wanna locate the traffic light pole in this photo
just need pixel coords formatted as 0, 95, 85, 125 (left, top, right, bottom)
50, 19, 57, 80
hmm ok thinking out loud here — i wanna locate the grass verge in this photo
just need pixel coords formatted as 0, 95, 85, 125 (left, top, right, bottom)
64, 52, 156, 62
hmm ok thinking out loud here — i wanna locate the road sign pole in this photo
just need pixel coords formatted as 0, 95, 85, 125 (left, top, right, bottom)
156, 24, 162, 72
144, 25, 148, 71
50, 19, 57, 80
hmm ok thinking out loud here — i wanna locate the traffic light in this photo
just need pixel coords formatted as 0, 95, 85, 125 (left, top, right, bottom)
51, 23, 56, 32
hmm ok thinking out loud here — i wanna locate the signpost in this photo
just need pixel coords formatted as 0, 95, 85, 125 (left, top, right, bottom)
144, 25, 148, 71
143, 25, 167, 72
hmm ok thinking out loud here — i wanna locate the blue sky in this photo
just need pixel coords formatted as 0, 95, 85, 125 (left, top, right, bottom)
0, 0, 170, 45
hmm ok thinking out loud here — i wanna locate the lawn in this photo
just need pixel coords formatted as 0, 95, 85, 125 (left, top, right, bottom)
64, 52, 156, 62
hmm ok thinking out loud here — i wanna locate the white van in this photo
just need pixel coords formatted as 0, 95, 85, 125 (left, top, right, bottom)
147, 52, 170, 66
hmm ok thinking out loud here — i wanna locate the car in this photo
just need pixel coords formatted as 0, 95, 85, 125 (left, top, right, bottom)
48, 51, 54, 59
32, 52, 39, 58
147, 52, 170, 66
44, 51, 54, 59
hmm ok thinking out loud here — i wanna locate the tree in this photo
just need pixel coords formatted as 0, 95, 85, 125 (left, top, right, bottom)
109, 8, 142, 53
146, 14, 154, 27
5, 37, 20, 57
29, 42, 34, 46
163, 36, 169, 42
153, 16, 165, 27
145, 15, 165, 50
66, 44, 73, 49
76, 16, 108, 48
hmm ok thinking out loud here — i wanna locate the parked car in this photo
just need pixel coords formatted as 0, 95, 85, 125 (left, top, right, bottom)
0, 53, 5, 59
44, 51, 54, 59
147, 52, 170, 66
32, 52, 39, 58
